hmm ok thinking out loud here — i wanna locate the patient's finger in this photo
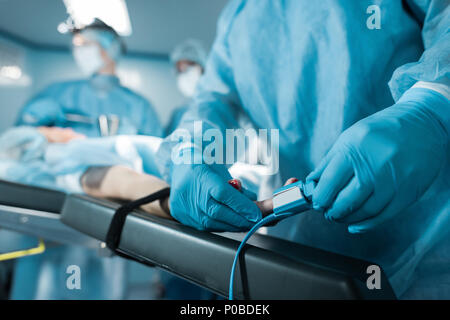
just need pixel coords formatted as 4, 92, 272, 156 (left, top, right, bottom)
284, 177, 298, 186
228, 179, 242, 191
228, 178, 257, 201
255, 198, 273, 217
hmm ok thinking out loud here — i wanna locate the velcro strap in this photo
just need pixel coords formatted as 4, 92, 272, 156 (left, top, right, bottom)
106, 187, 171, 252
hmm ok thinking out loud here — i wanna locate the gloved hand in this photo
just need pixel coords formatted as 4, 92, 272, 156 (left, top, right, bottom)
307, 88, 449, 233
169, 150, 262, 231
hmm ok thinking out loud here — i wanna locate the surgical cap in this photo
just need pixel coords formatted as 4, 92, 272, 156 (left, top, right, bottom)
74, 19, 125, 61
170, 39, 207, 68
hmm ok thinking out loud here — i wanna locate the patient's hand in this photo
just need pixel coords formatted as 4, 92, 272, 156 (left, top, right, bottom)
38, 126, 86, 143
228, 177, 299, 217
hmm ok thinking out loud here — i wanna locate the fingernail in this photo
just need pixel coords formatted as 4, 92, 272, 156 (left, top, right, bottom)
228, 179, 241, 191
348, 226, 363, 234
313, 203, 324, 211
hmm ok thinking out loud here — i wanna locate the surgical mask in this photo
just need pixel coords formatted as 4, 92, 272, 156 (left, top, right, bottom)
177, 65, 202, 97
73, 45, 104, 76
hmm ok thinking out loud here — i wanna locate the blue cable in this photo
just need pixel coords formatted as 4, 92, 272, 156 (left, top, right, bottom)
228, 211, 301, 300
228, 180, 315, 299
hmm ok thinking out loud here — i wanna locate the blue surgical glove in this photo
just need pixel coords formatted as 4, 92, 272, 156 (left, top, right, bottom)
307, 88, 449, 233
169, 150, 262, 231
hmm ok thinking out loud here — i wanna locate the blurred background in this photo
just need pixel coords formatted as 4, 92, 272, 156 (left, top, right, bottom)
0, 0, 227, 131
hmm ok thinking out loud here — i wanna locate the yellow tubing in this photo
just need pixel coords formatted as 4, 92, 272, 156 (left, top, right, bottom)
0, 239, 45, 261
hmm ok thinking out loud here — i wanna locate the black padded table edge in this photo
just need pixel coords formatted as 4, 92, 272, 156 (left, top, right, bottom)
61, 194, 396, 300
0, 179, 100, 247
0, 179, 66, 213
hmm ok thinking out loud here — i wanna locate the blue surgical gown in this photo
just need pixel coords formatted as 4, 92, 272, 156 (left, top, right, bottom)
158, 0, 450, 298
16, 74, 163, 137
165, 105, 189, 136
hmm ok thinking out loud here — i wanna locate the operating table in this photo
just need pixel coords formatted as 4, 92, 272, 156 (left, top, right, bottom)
0, 179, 396, 299
0, 179, 99, 249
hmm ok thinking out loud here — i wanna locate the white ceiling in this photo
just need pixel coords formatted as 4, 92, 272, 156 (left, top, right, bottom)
0, 0, 228, 56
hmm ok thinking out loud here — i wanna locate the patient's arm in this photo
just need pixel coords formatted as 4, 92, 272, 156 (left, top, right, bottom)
81, 165, 171, 219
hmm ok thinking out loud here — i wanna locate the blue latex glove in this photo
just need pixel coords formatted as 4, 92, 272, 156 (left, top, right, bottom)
169, 150, 262, 231
307, 88, 449, 233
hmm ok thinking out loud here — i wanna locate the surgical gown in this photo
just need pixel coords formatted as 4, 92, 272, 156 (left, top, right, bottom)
158, 0, 450, 298
16, 74, 163, 137
165, 105, 189, 136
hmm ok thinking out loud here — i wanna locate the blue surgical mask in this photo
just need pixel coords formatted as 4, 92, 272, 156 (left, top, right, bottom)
177, 65, 202, 97
73, 44, 104, 76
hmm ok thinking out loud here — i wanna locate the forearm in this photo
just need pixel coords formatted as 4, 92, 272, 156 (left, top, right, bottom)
81, 165, 172, 219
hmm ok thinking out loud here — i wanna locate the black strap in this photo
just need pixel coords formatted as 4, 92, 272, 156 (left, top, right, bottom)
402, 0, 424, 29
106, 187, 171, 253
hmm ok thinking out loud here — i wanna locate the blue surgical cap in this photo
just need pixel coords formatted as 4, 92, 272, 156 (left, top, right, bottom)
75, 19, 125, 61
80, 28, 123, 61
170, 39, 207, 68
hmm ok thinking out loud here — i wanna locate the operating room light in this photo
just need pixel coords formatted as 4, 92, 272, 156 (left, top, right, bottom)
0, 65, 22, 80
62, 0, 132, 36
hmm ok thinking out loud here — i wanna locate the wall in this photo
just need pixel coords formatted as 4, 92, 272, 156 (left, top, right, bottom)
117, 55, 186, 125
0, 33, 187, 133
0, 35, 34, 131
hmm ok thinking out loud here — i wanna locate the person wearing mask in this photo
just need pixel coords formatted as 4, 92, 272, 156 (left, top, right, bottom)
16, 19, 163, 138
165, 39, 207, 136
158, 0, 450, 299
